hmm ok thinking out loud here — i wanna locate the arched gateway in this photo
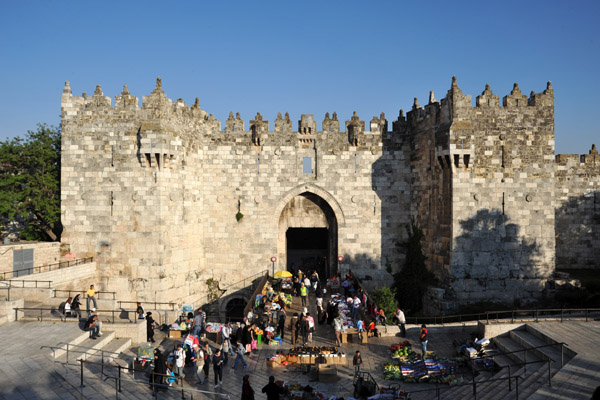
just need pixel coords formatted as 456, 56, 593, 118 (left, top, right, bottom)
275, 184, 344, 279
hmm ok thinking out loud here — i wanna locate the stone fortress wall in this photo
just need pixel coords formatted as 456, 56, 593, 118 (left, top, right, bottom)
60, 77, 599, 311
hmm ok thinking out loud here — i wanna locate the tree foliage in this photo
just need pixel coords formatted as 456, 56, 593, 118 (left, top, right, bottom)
0, 124, 61, 241
371, 286, 398, 323
393, 219, 437, 313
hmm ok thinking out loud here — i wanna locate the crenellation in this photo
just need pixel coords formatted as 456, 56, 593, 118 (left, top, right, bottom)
59, 76, 599, 313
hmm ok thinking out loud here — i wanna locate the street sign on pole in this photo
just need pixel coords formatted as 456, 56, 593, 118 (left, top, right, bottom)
270, 256, 277, 276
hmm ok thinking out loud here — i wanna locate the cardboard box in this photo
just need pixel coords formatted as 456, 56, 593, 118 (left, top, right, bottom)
169, 329, 182, 338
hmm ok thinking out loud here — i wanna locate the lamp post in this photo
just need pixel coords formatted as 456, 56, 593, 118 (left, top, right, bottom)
270, 256, 277, 277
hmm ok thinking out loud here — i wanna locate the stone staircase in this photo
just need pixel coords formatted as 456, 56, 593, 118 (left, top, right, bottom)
438, 324, 575, 399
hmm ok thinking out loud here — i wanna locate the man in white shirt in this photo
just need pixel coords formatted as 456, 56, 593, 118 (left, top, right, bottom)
174, 344, 186, 378
395, 308, 406, 337
352, 296, 361, 321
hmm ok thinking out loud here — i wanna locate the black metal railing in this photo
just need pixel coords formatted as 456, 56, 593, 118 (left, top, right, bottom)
14, 307, 143, 323
403, 308, 600, 325
73, 358, 232, 399
0, 257, 94, 280
54, 289, 117, 300
0, 279, 53, 301
116, 300, 176, 310
400, 375, 522, 400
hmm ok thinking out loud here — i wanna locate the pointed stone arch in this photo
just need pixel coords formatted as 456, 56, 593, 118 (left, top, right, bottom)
274, 184, 344, 278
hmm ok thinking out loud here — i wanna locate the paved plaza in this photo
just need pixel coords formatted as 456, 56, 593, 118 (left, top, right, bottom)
0, 292, 599, 399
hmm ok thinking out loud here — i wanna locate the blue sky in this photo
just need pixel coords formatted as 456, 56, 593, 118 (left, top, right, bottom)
0, 0, 597, 154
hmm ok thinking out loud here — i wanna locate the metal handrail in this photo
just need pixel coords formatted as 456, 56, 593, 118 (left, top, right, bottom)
0, 279, 53, 301
42, 342, 121, 365
116, 300, 176, 310
472, 342, 565, 364
399, 375, 521, 400
14, 307, 140, 323
53, 289, 116, 300
0, 257, 94, 280
402, 308, 600, 325
77, 358, 232, 399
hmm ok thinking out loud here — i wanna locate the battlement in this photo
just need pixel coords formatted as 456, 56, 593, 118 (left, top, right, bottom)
556, 144, 600, 166
403, 77, 554, 130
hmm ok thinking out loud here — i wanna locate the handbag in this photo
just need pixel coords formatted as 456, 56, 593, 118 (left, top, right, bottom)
245, 344, 252, 353
251, 340, 257, 350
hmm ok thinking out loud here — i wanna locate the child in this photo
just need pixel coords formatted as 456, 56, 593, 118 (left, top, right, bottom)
353, 351, 363, 374
368, 320, 376, 338
356, 318, 364, 343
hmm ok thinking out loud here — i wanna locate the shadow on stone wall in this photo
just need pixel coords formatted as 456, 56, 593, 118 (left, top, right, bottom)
555, 190, 600, 270
440, 208, 545, 310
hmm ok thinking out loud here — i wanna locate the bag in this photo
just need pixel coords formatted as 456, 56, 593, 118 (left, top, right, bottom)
245, 344, 252, 353
184, 334, 194, 347
251, 340, 257, 350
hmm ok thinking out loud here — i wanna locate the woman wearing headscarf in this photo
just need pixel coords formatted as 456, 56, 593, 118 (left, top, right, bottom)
150, 348, 167, 391
241, 374, 255, 400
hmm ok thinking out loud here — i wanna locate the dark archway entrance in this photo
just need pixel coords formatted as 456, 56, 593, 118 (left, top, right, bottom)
286, 227, 328, 278
278, 192, 338, 278
225, 298, 246, 322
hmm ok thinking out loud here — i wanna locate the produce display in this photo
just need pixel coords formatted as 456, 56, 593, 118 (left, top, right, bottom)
288, 346, 340, 356
384, 358, 459, 385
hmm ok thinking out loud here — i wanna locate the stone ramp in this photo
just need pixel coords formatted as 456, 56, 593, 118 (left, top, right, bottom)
527, 321, 600, 400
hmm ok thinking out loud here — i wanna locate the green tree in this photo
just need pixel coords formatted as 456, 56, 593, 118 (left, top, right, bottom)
393, 219, 437, 313
0, 124, 61, 241
371, 286, 398, 323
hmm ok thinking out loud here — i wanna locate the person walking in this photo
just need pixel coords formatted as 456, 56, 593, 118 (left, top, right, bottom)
420, 324, 429, 355
353, 350, 363, 374
262, 376, 285, 400
146, 312, 156, 342
212, 349, 224, 389
351, 295, 361, 321
222, 322, 235, 357
277, 310, 286, 340
150, 348, 167, 391
173, 344, 186, 378
241, 374, 255, 400
333, 316, 343, 347
192, 308, 205, 337
232, 340, 248, 370
395, 308, 406, 337
299, 283, 308, 307
192, 343, 205, 385
85, 284, 99, 314
202, 342, 212, 382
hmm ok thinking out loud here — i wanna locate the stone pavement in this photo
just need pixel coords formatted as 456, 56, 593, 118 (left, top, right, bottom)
154, 291, 479, 400
0, 321, 87, 400
1, 295, 598, 399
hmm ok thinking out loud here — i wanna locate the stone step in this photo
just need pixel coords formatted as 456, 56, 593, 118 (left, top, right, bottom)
492, 335, 541, 365
55, 331, 117, 364
509, 328, 565, 372
525, 323, 577, 360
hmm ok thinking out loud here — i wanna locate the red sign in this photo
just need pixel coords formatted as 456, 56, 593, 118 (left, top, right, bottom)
338, 256, 344, 262
270, 257, 277, 262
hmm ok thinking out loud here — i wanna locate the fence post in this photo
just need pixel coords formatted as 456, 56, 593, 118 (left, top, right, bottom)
511, 310, 514, 324
508, 364, 512, 391
114, 376, 119, 400
80, 360, 85, 387
515, 376, 519, 400
66, 344, 69, 364
101, 352, 104, 375
585, 309, 588, 322
180, 375, 185, 399
561, 344, 564, 367
560, 308, 563, 323
535, 309, 538, 323
548, 359, 552, 387
472, 371, 476, 397
118, 366, 122, 393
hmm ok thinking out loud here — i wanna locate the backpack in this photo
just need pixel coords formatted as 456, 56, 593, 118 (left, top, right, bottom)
84, 316, 94, 329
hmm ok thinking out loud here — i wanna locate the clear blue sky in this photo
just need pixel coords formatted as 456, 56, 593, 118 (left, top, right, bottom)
0, 0, 598, 155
